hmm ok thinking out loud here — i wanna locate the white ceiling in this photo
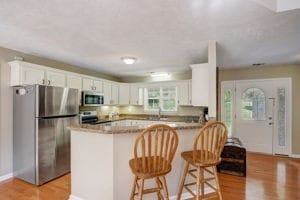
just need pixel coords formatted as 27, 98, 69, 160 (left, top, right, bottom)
0, 0, 300, 77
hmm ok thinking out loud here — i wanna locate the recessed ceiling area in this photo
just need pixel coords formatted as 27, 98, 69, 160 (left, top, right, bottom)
0, 0, 300, 77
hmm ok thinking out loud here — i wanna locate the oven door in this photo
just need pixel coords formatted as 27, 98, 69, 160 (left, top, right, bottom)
82, 91, 104, 106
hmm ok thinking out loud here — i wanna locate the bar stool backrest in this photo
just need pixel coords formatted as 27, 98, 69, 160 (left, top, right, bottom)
193, 121, 228, 164
133, 124, 179, 174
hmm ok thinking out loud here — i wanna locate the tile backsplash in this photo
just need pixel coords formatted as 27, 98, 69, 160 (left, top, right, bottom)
80, 105, 205, 117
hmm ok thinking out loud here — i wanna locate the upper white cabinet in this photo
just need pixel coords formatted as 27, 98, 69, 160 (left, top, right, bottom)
82, 78, 103, 92
46, 70, 66, 87
130, 84, 143, 105
190, 63, 210, 106
67, 74, 82, 90
103, 82, 119, 105
178, 80, 191, 106
10, 61, 45, 85
10, 61, 67, 87
119, 83, 130, 105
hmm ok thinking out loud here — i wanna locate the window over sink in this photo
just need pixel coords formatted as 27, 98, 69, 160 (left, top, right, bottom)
144, 86, 178, 112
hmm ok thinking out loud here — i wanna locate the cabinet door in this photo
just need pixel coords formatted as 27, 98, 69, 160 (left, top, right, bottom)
82, 78, 94, 91
178, 81, 189, 105
130, 85, 144, 105
93, 80, 103, 92
191, 63, 209, 106
111, 84, 119, 105
119, 84, 130, 105
47, 71, 66, 87
130, 85, 139, 105
67, 74, 82, 89
21, 66, 45, 85
103, 82, 112, 104
188, 80, 192, 105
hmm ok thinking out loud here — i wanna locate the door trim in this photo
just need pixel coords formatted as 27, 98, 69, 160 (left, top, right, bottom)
221, 78, 292, 156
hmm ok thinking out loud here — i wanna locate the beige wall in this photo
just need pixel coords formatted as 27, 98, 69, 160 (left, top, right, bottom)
0, 46, 119, 177
218, 65, 300, 154
119, 72, 192, 83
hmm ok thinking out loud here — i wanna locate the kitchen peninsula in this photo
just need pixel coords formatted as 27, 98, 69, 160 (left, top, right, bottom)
69, 119, 203, 200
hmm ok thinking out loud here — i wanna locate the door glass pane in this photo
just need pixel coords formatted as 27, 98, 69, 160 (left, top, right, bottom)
223, 89, 233, 136
242, 88, 266, 120
277, 88, 286, 147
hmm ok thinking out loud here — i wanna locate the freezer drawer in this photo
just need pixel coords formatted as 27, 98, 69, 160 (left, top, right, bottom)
37, 115, 78, 185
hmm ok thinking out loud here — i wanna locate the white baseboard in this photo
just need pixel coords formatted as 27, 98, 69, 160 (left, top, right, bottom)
68, 195, 85, 200
290, 154, 300, 158
0, 173, 13, 182
68, 195, 86, 200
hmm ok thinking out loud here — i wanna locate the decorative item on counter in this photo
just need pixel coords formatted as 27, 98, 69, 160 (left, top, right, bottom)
198, 108, 206, 125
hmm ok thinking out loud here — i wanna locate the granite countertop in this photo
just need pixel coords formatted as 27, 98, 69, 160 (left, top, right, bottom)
69, 119, 203, 134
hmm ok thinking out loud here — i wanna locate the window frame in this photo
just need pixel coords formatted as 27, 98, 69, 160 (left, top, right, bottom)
144, 86, 178, 112
241, 87, 266, 121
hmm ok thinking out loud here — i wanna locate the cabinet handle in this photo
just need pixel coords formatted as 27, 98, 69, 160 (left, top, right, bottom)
42, 79, 45, 85
48, 80, 50, 85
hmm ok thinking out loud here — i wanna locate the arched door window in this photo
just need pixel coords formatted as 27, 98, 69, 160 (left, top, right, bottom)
242, 88, 266, 120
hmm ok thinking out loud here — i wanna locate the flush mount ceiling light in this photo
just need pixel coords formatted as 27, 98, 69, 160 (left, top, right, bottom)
121, 57, 137, 65
150, 72, 171, 77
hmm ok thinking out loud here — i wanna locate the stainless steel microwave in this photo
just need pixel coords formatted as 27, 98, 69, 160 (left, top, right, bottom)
82, 91, 104, 106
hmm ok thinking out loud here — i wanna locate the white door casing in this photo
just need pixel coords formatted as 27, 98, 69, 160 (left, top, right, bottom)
221, 78, 292, 155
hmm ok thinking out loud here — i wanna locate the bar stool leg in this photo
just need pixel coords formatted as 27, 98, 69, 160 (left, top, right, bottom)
213, 166, 223, 200
130, 176, 138, 200
196, 167, 201, 200
138, 178, 144, 200
177, 162, 189, 200
200, 168, 205, 199
156, 177, 162, 200
161, 176, 169, 200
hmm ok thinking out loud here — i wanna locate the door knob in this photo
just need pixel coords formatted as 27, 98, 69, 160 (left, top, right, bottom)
269, 122, 274, 125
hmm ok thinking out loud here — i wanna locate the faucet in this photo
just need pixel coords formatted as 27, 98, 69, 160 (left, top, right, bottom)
158, 107, 162, 120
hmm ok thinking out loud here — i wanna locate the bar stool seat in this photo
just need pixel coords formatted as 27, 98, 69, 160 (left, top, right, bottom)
129, 156, 172, 179
181, 150, 221, 167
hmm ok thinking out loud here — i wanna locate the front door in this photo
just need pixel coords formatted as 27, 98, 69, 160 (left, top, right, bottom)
221, 78, 291, 155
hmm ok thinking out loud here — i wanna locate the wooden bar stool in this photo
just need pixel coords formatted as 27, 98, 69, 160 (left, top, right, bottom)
129, 124, 179, 200
177, 121, 228, 200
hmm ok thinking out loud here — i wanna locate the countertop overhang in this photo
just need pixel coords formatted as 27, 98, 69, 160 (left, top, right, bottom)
69, 119, 203, 134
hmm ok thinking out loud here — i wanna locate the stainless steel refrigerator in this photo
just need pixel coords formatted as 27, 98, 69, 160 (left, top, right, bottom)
13, 85, 79, 185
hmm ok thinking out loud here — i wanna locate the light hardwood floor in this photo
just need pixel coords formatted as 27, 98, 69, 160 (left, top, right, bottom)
0, 153, 299, 200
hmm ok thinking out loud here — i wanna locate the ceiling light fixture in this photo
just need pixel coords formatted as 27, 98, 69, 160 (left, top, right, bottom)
150, 72, 171, 77
121, 57, 137, 65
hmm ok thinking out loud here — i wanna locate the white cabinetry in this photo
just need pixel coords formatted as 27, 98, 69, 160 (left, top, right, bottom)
190, 63, 210, 106
67, 74, 82, 89
103, 82, 119, 105
21, 66, 45, 85
10, 61, 45, 85
178, 80, 192, 106
190, 62, 216, 117
82, 78, 103, 92
130, 84, 143, 105
9, 61, 67, 87
119, 84, 130, 105
46, 70, 66, 87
